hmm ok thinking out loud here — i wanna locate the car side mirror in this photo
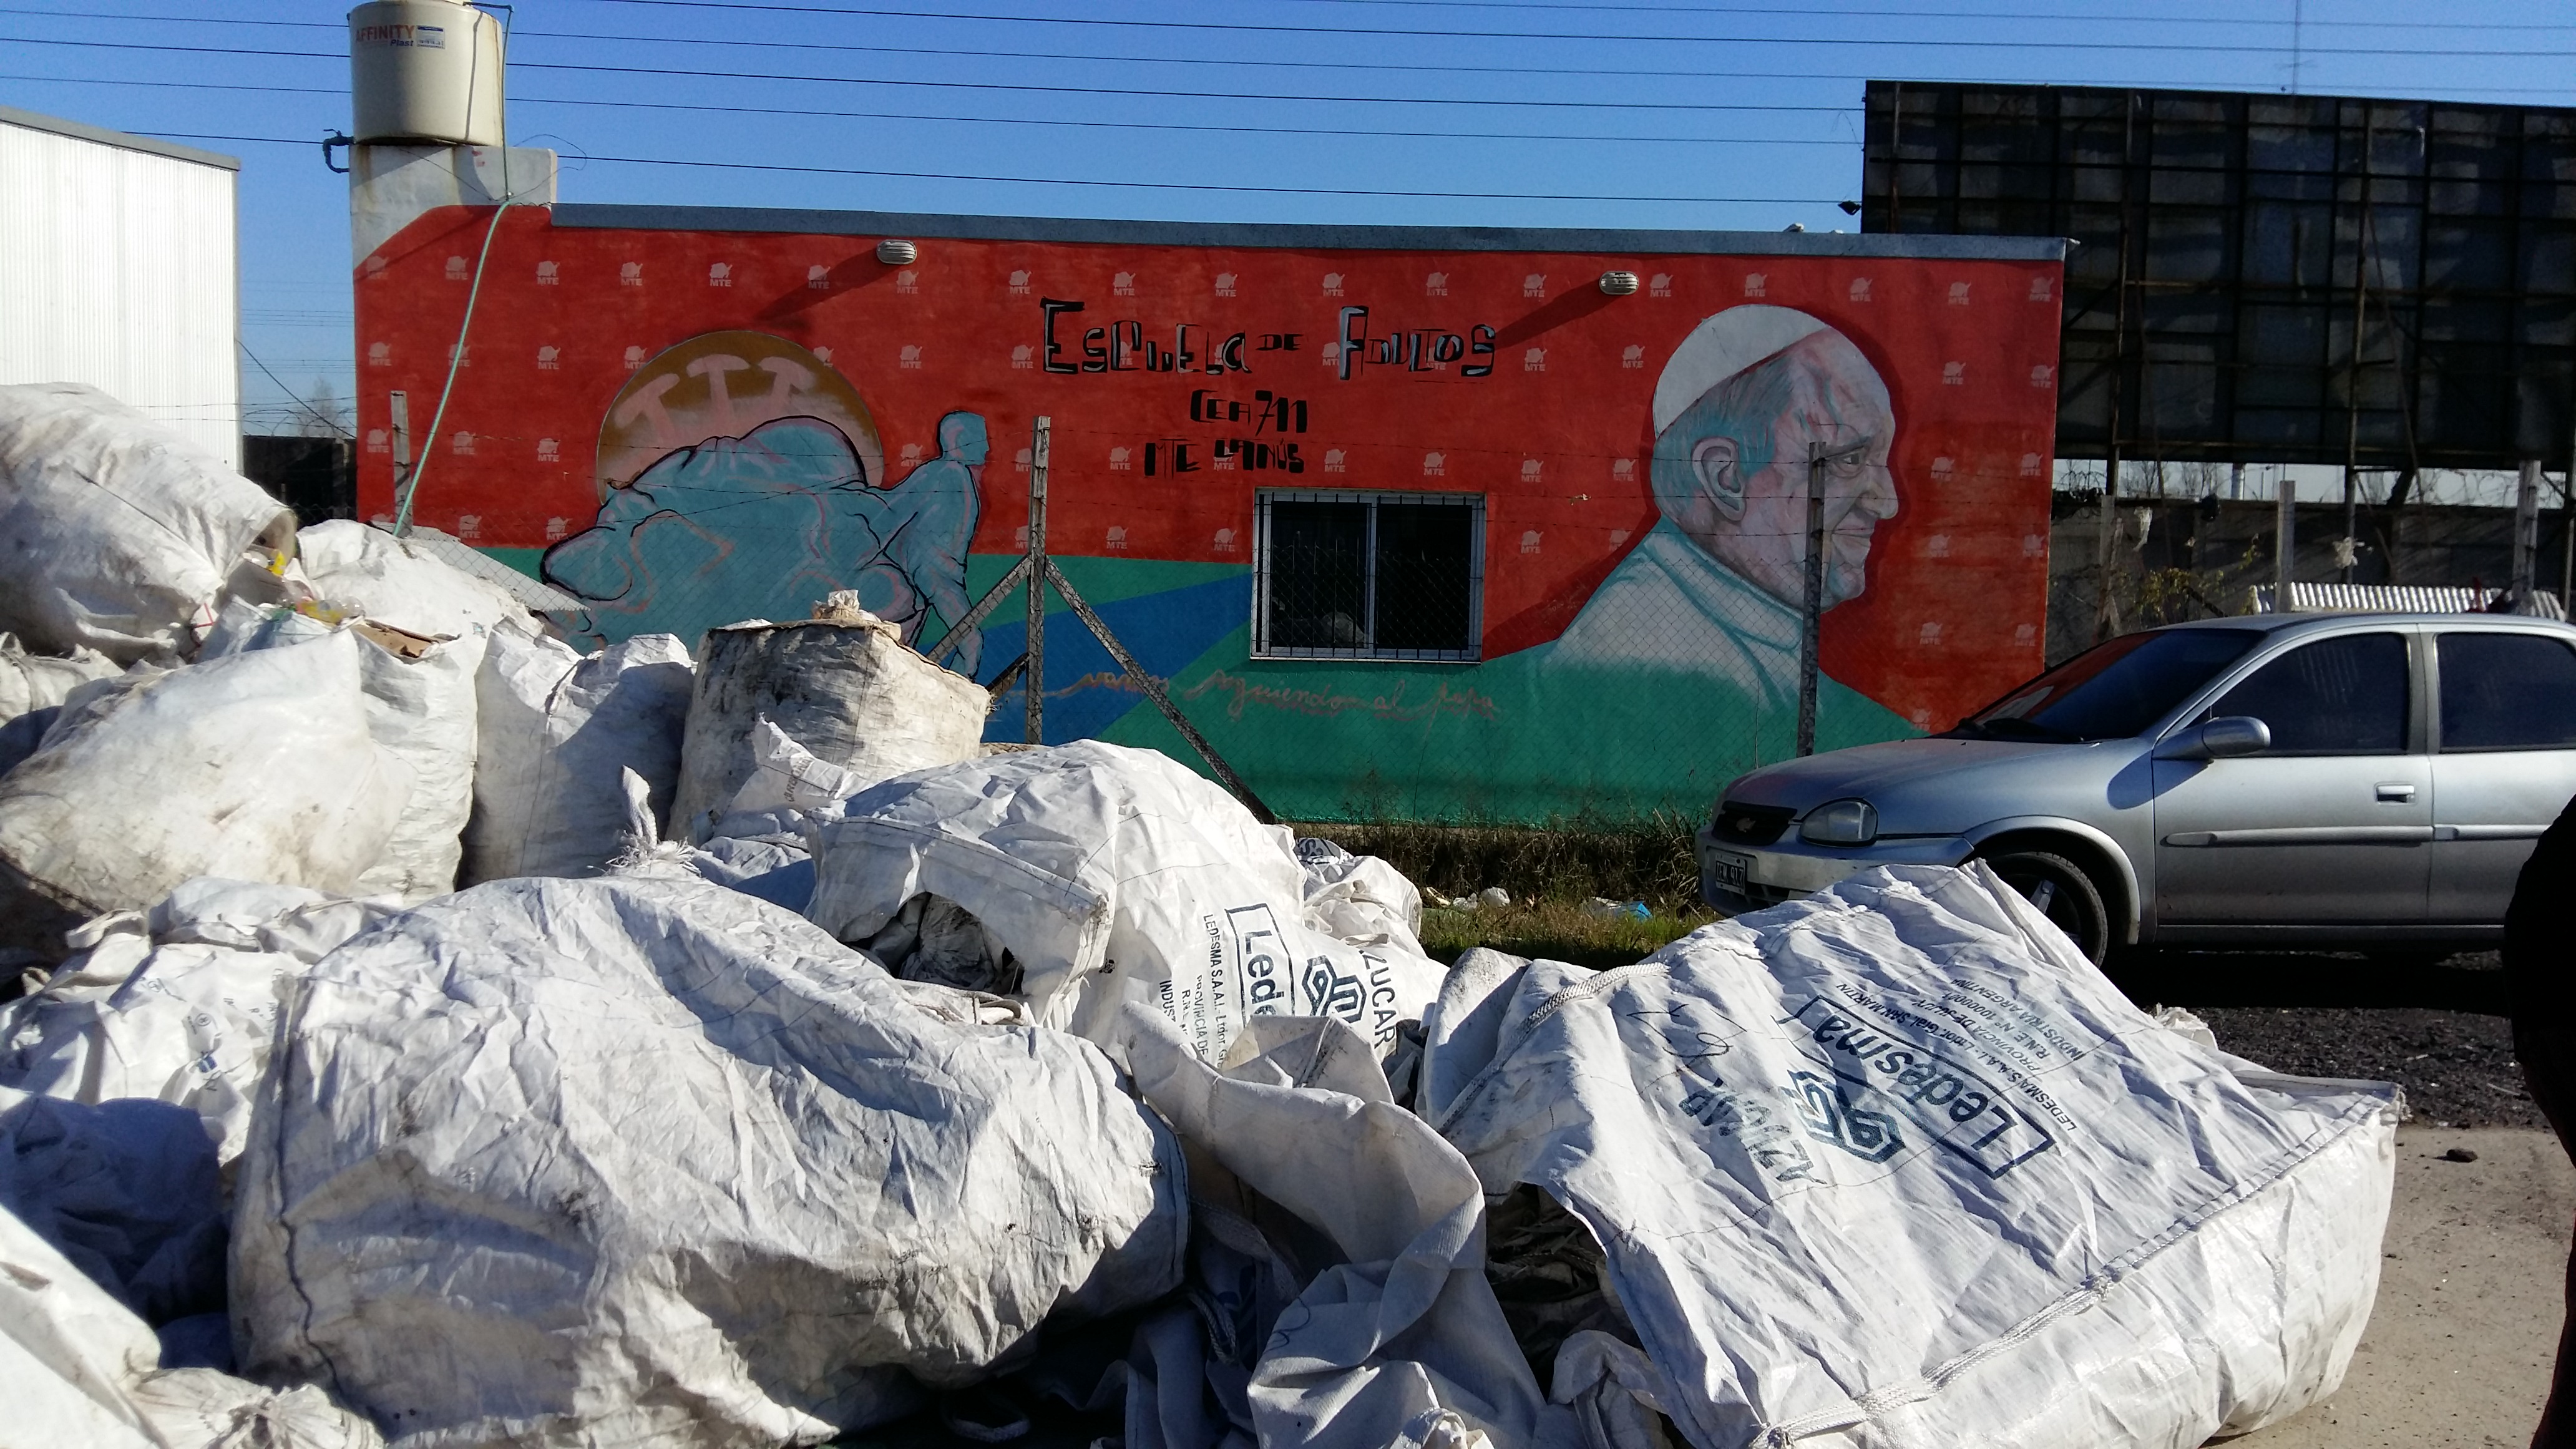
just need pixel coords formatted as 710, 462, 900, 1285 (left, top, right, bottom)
2156, 715, 2271, 761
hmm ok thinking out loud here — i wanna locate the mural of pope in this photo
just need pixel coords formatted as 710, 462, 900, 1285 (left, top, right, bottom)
1549, 304, 1902, 715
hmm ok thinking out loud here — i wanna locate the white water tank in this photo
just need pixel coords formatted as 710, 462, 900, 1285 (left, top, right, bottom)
349, 1, 504, 146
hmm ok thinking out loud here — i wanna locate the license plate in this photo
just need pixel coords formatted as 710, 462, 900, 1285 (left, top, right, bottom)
1707, 849, 1754, 892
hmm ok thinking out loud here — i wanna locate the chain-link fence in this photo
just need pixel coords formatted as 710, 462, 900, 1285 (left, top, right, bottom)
398, 414, 2045, 831
2047, 464, 2576, 666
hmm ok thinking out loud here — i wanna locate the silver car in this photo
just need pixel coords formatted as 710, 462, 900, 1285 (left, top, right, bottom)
1699, 612, 2576, 962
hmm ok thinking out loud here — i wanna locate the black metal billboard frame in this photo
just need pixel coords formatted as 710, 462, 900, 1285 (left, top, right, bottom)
1863, 80, 2576, 475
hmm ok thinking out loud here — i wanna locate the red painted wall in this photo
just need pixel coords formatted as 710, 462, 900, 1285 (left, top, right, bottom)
356, 207, 2061, 735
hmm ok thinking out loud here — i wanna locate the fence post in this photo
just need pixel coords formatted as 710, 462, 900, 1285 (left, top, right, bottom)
388, 391, 411, 523
2275, 474, 2295, 612
1798, 443, 1824, 756
1026, 416, 1050, 746
2564, 421, 2575, 607
2515, 459, 2542, 601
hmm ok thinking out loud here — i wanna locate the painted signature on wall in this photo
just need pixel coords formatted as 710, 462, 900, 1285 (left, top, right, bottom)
1184, 669, 1498, 726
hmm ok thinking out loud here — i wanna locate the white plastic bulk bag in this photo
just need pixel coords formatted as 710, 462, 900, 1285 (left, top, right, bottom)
291, 522, 535, 898
670, 611, 988, 831
724, 717, 862, 818
0, 880, 389, 1164
200, 600, 477, 902
626, 723, 856, 914
0, 383, 296, 664
293, 520, 525, 643
232, 874, 1187, 1449
1, 934, 298, 1168
145, 876, 395, 964
341, 631, 475, 901
0, 631, 128, 775
1421, 864, 2399, 1449
1, 1201, 383, 1449
1296, 837, 1428, 956
0, 630, 122, 723
1110, 1006, 1562, 1449
807, 741, 1447, 1062
606, 763, 820, 913
0, 1085, 227, 1327
463, 622, 693, 881
0, 632, 412, 955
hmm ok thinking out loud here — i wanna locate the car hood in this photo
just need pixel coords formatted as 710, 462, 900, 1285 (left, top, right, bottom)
1720, 734, 2140, 835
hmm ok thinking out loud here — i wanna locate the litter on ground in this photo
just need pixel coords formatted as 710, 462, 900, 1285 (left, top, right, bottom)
0, 384, 2401, 1449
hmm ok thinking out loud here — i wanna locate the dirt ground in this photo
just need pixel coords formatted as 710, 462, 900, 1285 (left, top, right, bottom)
2228, 1124, 2574, 1448
2105, 946, 2567, 1445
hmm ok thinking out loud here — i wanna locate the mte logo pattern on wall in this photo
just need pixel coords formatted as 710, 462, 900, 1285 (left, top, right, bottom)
354, 208, 2062, 822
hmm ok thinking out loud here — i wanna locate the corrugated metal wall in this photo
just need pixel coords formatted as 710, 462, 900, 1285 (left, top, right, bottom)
0, 118, 239, 469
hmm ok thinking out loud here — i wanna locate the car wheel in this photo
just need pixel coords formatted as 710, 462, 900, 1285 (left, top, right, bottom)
1978, 849, 2111, 965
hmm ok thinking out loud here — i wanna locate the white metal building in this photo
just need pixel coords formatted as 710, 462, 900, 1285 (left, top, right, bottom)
0, 105, 240, 469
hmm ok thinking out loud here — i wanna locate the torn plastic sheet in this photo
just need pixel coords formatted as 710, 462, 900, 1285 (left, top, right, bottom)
1110, 1006, 1568, 1449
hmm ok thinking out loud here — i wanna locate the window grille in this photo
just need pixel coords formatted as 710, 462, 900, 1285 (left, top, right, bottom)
1252, 490, 1485, 661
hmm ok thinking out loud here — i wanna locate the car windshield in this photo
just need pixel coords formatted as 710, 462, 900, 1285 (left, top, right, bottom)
1954, 628, 2263, 742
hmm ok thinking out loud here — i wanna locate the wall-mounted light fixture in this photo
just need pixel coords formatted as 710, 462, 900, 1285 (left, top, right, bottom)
1598, 270, 1641, 296
876, 239, 919, 265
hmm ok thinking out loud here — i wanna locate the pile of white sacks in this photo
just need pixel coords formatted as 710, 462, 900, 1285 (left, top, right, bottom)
0, 383, 2401, 1449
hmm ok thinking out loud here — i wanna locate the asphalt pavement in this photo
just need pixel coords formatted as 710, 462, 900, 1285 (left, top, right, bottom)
2109, 949, 2539, 1127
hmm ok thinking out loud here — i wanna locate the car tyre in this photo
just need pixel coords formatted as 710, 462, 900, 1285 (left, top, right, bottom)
1976, 849, 2111, 965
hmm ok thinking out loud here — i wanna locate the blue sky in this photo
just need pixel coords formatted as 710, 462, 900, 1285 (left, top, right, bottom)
4, 0, 2572, 435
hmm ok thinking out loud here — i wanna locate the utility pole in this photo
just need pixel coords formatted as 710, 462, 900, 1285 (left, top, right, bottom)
1024, 416, 1049, 747
1798, 439, 1870, 756
388, 390, 410, 524
2563, 422, 2576, 609
2515, 459, 2541, 604
925, 412, 1278, 822
2275, 474, 2295, 612
2342, 134, 2373, 585
2096, 451, 2121, 641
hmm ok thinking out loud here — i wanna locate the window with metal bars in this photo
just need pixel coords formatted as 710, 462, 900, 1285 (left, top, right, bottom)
1252, 490, 1485, 660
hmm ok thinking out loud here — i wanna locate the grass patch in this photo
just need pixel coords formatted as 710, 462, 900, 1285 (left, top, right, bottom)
1417, 898, 1720, 970
1291, 814, 1703, 913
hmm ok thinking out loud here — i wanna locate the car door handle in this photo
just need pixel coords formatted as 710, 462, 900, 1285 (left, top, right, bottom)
2376, 783, 2416, 801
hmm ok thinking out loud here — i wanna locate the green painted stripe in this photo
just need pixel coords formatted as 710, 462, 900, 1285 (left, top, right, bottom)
474, 546, 547, 582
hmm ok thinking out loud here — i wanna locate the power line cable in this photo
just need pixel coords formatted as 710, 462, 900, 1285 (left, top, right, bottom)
36, 35, 2570, 115
14, 62, 2574, 134
512, 90, 1853, 144
17, 1, 2574, 29
568, 0, 2576, 57
14, 53, 2570, 114
137, 131, 1855, 203
9, 16, 2570, 63
1276, 0, 2574, 25
0, 37, 1865, 110
0, 11, 2316, 87
240, 339, 353, 440
11, 0, 2575, 32
0, 72, 1865, 144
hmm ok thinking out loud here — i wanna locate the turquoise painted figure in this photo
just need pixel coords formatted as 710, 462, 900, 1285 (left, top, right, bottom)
543, 411, 986, 661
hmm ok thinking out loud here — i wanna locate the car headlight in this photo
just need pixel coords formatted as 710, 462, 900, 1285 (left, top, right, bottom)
1800, 798, 1878, 846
